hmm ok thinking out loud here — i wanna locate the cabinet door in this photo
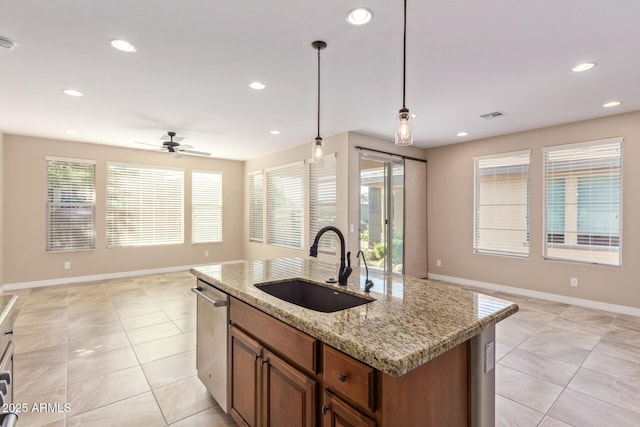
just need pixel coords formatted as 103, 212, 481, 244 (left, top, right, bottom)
322, 391, 375, 427
230, 326, 262, 427
262, 349, 317, 427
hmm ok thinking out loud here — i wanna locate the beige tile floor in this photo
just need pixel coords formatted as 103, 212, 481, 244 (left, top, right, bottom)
479, 288, 640, 427
10, 271, 236, 427
6, 271, 640, 426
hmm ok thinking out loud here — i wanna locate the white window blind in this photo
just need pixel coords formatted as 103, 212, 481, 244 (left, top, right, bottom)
46, 157, 96, 252
192, 171, 222, 243
474, 150, 530, 257
107, 163, 184, 248
266, 162, 304, 249
543, 138, 622, 266
309, 153, 337, 254
248, 171, 264, 242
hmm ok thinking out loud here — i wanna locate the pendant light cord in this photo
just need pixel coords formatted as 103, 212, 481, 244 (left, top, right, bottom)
402, 0, 407, 109
317, 45, 321, 140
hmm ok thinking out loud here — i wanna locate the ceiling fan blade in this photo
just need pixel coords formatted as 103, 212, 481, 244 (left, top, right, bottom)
181, 149, 211, 157
133, 140, 161, 148
175, 144, 194, 150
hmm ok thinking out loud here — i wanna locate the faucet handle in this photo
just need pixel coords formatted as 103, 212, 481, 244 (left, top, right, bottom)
364, 279, 374, 293
346, 251, 351, 267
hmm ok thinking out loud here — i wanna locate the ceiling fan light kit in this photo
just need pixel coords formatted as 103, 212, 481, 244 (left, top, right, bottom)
395, 0, 414, 147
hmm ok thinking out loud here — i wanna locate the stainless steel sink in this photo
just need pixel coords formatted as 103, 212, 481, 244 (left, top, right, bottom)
255, 279, 373, 313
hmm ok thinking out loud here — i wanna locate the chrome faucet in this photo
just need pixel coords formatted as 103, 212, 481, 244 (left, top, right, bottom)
309, 226, 352, 286
356, 250, 374, 293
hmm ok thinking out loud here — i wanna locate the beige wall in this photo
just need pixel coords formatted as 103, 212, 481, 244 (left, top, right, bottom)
243, 133, 350, 264
3, 134, 244, 285
425, 111, 640, 308
242, 131, 428, 274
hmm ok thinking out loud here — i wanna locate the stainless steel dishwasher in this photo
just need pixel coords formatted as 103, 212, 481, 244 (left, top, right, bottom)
191, 279, 229, 413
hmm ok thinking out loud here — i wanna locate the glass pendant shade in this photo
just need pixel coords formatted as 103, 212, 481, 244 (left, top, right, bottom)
395, 108, 413, 146
311, 137, 324, 163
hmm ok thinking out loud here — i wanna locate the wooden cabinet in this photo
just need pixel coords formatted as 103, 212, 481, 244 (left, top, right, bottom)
322, 391, 375, 427
229, 297, 470, 427
230, 326, 261, 427
229, 325, 317, 427
262, 349, 317, 427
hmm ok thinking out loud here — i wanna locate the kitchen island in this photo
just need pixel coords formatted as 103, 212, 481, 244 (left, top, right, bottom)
191, 258, 518, 427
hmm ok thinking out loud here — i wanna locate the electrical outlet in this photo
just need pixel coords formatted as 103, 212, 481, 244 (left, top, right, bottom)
484, 341, 495, 373
436, 259, 442, 267
64, 261, 71, 269
204, 250, 209, 257
570, 277, 579, 287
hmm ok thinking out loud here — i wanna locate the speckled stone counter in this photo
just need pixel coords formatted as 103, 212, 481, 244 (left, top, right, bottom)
191, 258, 518, 377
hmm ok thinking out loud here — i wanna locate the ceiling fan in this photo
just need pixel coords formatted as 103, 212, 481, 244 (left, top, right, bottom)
135, 131, 212, 157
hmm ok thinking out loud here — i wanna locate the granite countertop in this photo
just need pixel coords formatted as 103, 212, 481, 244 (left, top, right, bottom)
191, 258, 518, 377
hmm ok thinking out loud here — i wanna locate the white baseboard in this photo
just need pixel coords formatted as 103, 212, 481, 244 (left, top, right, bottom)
428, 273, 640, 318
2, 260, 246, 292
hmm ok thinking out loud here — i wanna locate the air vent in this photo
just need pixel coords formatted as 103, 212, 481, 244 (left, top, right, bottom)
480, 111, 506, 120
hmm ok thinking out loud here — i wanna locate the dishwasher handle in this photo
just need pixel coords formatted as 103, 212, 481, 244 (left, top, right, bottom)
191, 287, 227, 307
0, 413, 18, 427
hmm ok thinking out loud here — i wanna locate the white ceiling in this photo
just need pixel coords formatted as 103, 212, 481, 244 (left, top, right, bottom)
1, 0, 639, 160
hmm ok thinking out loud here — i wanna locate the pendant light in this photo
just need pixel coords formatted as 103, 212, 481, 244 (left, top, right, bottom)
395, 0, 413, 146
311, 40, 327, 163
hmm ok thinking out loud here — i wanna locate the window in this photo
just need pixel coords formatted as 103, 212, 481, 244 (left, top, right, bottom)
46, 157, 96, 251
543, 138, 622, 266
474, 150, 530, 257
107, 163, 184, 248
310, 153, 337, 254
248, 171, 263, 242
192, 171, 222, 243
266, 161, 304, 249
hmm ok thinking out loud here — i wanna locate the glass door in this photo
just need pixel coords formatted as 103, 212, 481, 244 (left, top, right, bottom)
359, 153, 404, 273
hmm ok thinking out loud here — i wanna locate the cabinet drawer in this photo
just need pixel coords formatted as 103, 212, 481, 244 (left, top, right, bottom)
229, 297, 318, 374
323, 346, 375, 412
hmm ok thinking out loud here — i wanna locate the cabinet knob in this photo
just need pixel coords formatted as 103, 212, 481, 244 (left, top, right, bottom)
337, 373, 347, 382
321, 405, 328, 415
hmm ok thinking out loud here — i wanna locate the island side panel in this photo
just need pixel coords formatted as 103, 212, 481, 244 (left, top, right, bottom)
379, 341, 469, 426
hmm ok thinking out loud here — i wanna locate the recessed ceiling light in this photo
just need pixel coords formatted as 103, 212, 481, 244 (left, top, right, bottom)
63, 89, 84, 97
572, 62, 596, 72
249, 82, 266, 90
0, 35, 17, 50
411, 113, 417, 118
270, 130, 281, 135
346, 7, 373, 26
65, 130, 78, 135
110, 39, 137, 53
457, 132, 468, 137
603, 101, 622, 108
